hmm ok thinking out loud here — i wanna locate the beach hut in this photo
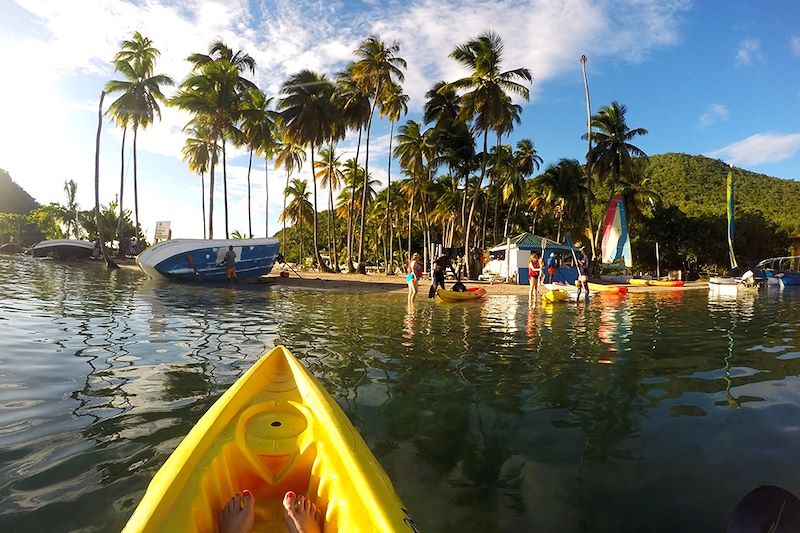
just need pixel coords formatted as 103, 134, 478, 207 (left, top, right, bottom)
484, 233, 582, 285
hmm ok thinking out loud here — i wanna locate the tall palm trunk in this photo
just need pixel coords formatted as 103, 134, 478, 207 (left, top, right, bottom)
283, 168, 290, 250
132, 124, 140, 252
265, 158, 269, 237
209, 143, 216, 239
328, 181, 337, 272
385, 119, 394, 274
246, 149, 253, 238
464, 130, 489, 278
201, 172, 207, 239
309, 143, 328, 272
358, 80, 382, 273
94, 91, 113, 268
116, 125, 127, 256
504, 199, 514, 239
407, 192, 414, 265
222, 139, 229, 239
580, 55, 595, 256
347, 127, 363, 272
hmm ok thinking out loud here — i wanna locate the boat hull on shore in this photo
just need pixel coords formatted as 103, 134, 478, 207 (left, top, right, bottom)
136, 238, 280, 282
31, 239, 94, 259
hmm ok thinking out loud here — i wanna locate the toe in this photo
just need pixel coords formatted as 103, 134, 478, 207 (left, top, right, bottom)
242, 489, 254, 509
283, 490, 296, 512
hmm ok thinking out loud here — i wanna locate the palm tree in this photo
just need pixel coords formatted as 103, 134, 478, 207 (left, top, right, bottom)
105, 31, 173, 252
394, 120, 437, 265
379, 82, 409, 273
240, 88, 276, 238
280, 178, 314, 265
279, 70, 336, 271
172, 40, 257, 238
61, 179, 80, 239
352, 35, 407, 272
181, 123, 217, 239
583, 101, 648, 245
535, 159, 586, 242
315, 147, 344, 271
445, 32, 531, 274
334, 66, 371, 271
501, 139, 541, 238
274, 133, 306, 251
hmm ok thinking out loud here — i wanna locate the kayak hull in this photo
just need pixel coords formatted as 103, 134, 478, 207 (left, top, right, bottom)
629, 279, 684, 287
123, 346, 411, 533
587, 282, 628, 295
542, 288, 570, 303
437, 287, 486, 301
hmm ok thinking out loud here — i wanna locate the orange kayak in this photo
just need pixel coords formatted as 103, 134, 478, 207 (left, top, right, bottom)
629, 279, 684, 287
588, 282, 628, 295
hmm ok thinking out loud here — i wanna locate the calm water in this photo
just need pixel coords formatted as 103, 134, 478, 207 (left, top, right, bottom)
0, 256, 799, 532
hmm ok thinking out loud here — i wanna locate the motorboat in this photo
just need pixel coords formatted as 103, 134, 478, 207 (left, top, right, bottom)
137, 238, 280, 282
30, 239, 94, 259
753, 256, 800, 287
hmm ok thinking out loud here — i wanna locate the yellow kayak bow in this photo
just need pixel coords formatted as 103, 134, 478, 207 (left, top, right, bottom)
124, 346, 414, 533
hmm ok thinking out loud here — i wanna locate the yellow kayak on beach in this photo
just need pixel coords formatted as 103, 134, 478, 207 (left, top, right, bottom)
542, 288, 570, 303
587, 282, 628, 295
124, 346, 413, 533
436, 287, 487, 301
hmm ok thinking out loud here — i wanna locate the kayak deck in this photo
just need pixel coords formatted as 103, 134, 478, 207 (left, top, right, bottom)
124, 346, 409, 532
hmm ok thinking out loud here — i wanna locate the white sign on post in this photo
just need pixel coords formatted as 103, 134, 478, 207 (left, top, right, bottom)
154, 221, 171, 241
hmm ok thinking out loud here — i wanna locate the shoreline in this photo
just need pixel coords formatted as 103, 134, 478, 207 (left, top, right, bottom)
114, 258, 707, 294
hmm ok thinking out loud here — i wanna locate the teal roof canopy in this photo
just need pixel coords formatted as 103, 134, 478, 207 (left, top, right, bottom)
489, 233, 581, 252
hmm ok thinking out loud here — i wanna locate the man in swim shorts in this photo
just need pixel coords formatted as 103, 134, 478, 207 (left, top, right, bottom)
224, 246, 238, 282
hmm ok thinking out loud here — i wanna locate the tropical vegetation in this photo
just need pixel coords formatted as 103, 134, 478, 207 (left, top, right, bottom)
2, 31, 798, 277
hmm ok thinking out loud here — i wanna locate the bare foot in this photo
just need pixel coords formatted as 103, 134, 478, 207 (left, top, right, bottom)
283, 491, 323, 533
219, 490, 255, 533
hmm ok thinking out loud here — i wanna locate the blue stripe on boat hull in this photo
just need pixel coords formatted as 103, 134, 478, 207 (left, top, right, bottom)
153, 243, 279, 282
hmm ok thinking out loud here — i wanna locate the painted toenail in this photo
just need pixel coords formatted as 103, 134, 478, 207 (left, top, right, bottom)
286, 491, 295, 499
243, 489, 252, 498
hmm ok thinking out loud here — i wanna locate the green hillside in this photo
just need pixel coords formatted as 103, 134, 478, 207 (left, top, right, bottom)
0, 168, 39, 214
645, 153, 800, 234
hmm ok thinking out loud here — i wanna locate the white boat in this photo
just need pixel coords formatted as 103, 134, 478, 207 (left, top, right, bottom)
30, 239, 94, 259
136, 238, 280, 282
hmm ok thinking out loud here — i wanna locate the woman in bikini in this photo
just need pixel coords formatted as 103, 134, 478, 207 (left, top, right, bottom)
406, 253, 423, 301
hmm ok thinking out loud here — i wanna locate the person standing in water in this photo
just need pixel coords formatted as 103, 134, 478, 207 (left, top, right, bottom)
528, 252, 542, 304
575, 248, 591, 303
224, 246, 238, 282
430, 253, 458, 297
406, 253, 423, 301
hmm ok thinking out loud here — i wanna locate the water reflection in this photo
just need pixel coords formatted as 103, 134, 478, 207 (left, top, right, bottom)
1, 256, 800, 532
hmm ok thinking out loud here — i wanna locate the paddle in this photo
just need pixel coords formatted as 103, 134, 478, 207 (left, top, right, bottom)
727, 485, 800, 532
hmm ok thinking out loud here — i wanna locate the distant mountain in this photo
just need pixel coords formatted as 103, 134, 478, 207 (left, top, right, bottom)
645, 153, 800, 234
0, 168, 39, 214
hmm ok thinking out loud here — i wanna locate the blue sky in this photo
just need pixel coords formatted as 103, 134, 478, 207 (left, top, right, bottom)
1, 0, 798, 240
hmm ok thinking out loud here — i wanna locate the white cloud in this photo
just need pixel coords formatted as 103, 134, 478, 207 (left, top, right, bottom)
1, 0, 691, 239
708, 132, 800, 166
791, 35, 800, 57
698, 103, 728, 128
736, 38, 762, 65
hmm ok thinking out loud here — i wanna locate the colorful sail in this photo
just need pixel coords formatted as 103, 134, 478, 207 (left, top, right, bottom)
727, 170, 738, 269
601, 194, 633, 267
